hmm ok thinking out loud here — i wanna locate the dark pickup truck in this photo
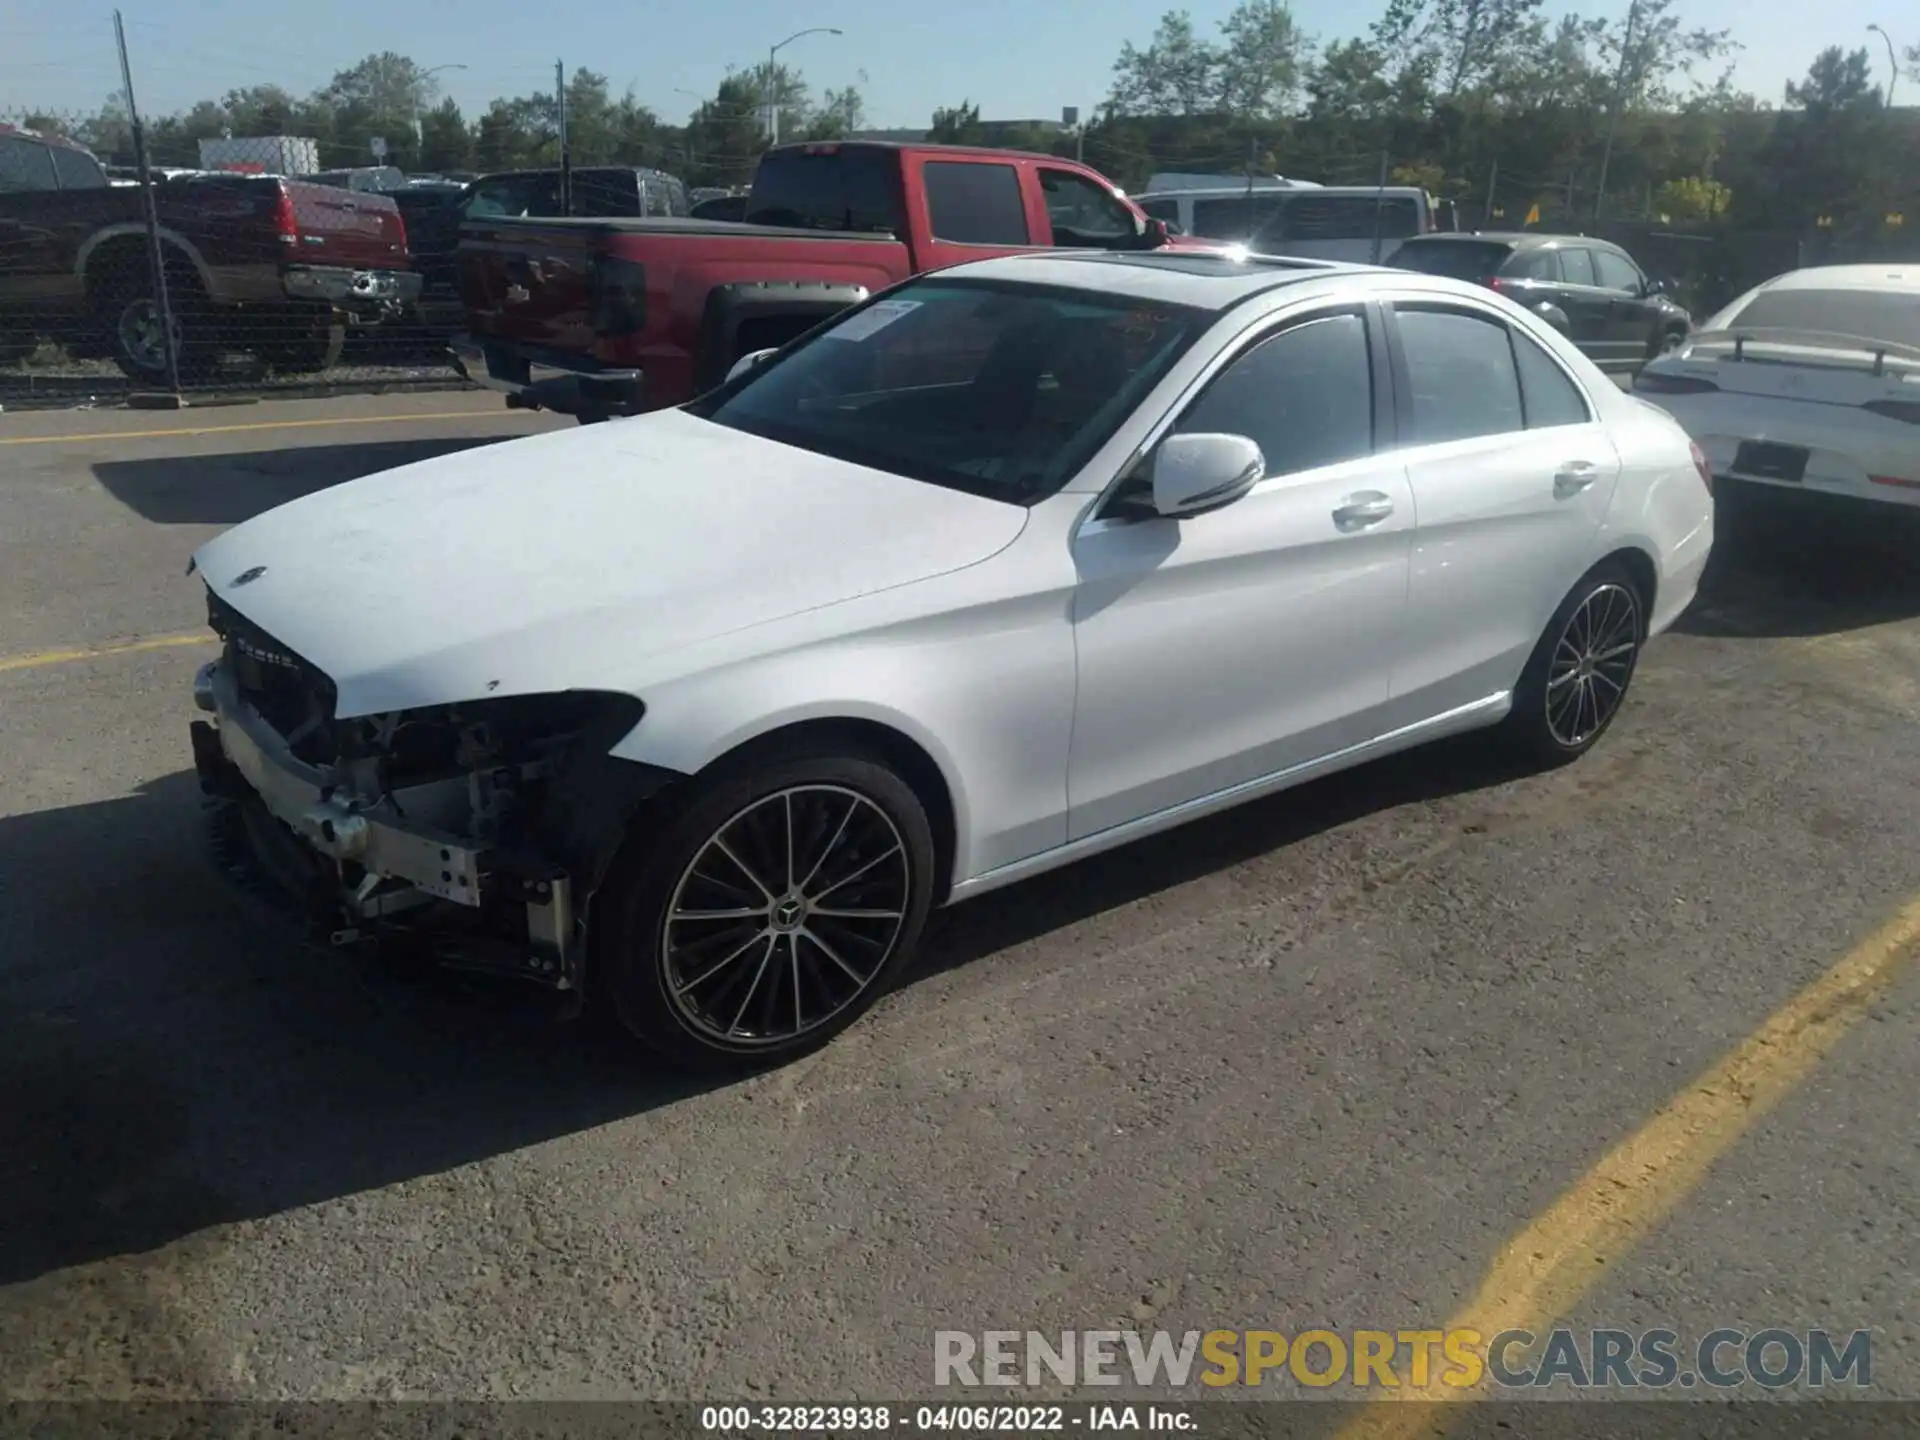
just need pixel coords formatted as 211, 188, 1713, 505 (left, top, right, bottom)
450, 141, 1193, 421
0, 124, 417, 381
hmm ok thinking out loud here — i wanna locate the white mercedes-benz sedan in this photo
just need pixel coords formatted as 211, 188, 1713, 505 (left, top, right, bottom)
1635, 264, 1920, 507
186, 251, 1714, 1071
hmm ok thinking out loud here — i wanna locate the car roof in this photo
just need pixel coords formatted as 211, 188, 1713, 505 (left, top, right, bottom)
1759, 264, 1920, 295
932, 250, 1482, 310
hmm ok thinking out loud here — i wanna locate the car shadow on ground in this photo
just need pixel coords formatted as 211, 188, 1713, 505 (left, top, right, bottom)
89, 437, 522, 526
0, 735, 1528, 1288
1677, 484, 1920, 640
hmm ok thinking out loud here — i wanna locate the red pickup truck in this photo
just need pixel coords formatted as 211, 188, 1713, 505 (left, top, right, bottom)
450, 141, 1195, 422
0, 124, 416, 381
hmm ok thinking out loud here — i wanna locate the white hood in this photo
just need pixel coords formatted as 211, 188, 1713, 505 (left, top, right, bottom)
192, 408, 1028, 717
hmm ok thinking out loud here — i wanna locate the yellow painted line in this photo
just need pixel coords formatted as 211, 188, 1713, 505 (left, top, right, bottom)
1336, 890, 1920, 1437
0, 407, 538, 448
0, 632, 215, 674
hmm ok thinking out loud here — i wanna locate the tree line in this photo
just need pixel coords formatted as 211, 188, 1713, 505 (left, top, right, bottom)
16, 0, 1918, 246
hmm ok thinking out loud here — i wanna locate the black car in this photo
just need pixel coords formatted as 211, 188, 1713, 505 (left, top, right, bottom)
1384, 232, 1691, 376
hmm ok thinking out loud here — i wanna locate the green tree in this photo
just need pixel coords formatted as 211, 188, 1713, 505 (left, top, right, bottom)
929, 100, 985, 143
417, 97, 472, 172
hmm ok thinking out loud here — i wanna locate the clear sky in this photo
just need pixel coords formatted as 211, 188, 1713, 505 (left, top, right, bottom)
4, 0, 1902, 133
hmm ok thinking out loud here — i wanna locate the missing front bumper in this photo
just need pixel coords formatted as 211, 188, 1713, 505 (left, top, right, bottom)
190, 661, 581, 990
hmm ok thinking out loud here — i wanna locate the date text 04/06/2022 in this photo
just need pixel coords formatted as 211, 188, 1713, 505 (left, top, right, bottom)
699, 1405, 1195, 1432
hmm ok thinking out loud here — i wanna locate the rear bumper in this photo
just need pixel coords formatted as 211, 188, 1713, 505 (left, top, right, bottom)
284, 265, 423, 317
449, 333, 645, 417
1650, 394, 1920, 510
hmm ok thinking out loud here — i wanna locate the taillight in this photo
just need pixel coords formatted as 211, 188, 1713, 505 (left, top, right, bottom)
1863, 398, 1920, 425
590, 255, 646, 336
1483, 275, 1506, 291
1634, 370, 1720, 395
390, 207, 409, 256
273, 185, 298, 246
1690, 441, 1713, 495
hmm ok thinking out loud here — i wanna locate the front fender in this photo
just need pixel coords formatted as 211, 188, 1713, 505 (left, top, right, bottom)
603, 602, 1078, 891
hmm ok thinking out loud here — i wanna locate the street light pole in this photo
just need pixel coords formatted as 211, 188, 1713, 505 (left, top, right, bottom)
765, 26, 842, 145
1868, 24, 1899, 108
414, 62, 467, 157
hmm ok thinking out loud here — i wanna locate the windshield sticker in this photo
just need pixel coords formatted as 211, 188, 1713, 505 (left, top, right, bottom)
827, 299, 923, 342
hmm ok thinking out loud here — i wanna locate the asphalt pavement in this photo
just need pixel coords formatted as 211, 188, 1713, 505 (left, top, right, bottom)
1, 395, 1917, 1422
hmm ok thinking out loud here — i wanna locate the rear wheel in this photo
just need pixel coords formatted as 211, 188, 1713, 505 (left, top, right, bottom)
1501, 561, 1646, 767
594, 743, 936, 1073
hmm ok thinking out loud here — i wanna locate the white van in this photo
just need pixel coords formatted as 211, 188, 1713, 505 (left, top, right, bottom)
1131, 185, 1450, 264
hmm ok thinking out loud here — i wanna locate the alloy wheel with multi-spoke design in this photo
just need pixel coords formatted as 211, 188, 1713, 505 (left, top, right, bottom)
660, 784, 912, 1047
1545, 581, 1640, 748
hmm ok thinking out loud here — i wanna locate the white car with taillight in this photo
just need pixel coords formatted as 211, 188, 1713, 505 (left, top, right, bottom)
1634, 264, 1920, 505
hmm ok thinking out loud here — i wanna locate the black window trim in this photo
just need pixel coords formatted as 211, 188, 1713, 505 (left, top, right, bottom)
1382, 297, 1595, 443
1091, 298, 1396, 524
920, 156, 1033, 249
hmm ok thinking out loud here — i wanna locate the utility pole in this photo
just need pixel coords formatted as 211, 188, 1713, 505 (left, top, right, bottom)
1483, 159, 1499, 228
1369, 150, 1389, 264
114, 9, 181, 402
1593, 0, 1640, 225
556, 58, 571, 215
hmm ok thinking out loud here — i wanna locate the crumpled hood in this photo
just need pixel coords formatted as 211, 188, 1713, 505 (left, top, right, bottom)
192, 408, 1027, 717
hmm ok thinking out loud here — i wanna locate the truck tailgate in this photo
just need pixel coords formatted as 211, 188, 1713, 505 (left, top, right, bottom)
459, 220, 601, 352
284, 181, 409, 269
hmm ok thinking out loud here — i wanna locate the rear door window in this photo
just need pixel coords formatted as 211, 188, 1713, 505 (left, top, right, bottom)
1395, 307, 1526, 444
923, 161, 1028, 245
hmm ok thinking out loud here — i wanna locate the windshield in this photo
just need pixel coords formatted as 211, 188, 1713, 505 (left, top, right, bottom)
1387, 239, 1512, 280
1719, 289, 1920, 351
688, 280, 1206, 504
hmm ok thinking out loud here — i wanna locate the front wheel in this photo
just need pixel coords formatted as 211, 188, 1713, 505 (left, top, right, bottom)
1501, 562, 1645, 767
594, 745, 937, 1072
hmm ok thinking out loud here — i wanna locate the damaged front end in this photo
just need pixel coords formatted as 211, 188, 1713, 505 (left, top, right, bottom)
188, 590, 670, 993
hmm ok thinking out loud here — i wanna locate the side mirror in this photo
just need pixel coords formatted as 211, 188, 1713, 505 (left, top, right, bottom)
1141, 215, 1171, 248
1644, 276, 1670, 297
725, 347, 778, 383
1151, 432, 1265, 518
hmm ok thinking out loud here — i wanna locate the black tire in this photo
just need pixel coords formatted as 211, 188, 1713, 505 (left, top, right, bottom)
1501, 560, 1646, 767
95, 253, 217, 384
1652, 325, 1687, 359
259, 307, 346, 375
592, 742, 937, 1074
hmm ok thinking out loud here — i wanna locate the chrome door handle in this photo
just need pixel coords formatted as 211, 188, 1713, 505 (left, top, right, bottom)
1332, 492, 1395, 528
1554, 461, 1599, 497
